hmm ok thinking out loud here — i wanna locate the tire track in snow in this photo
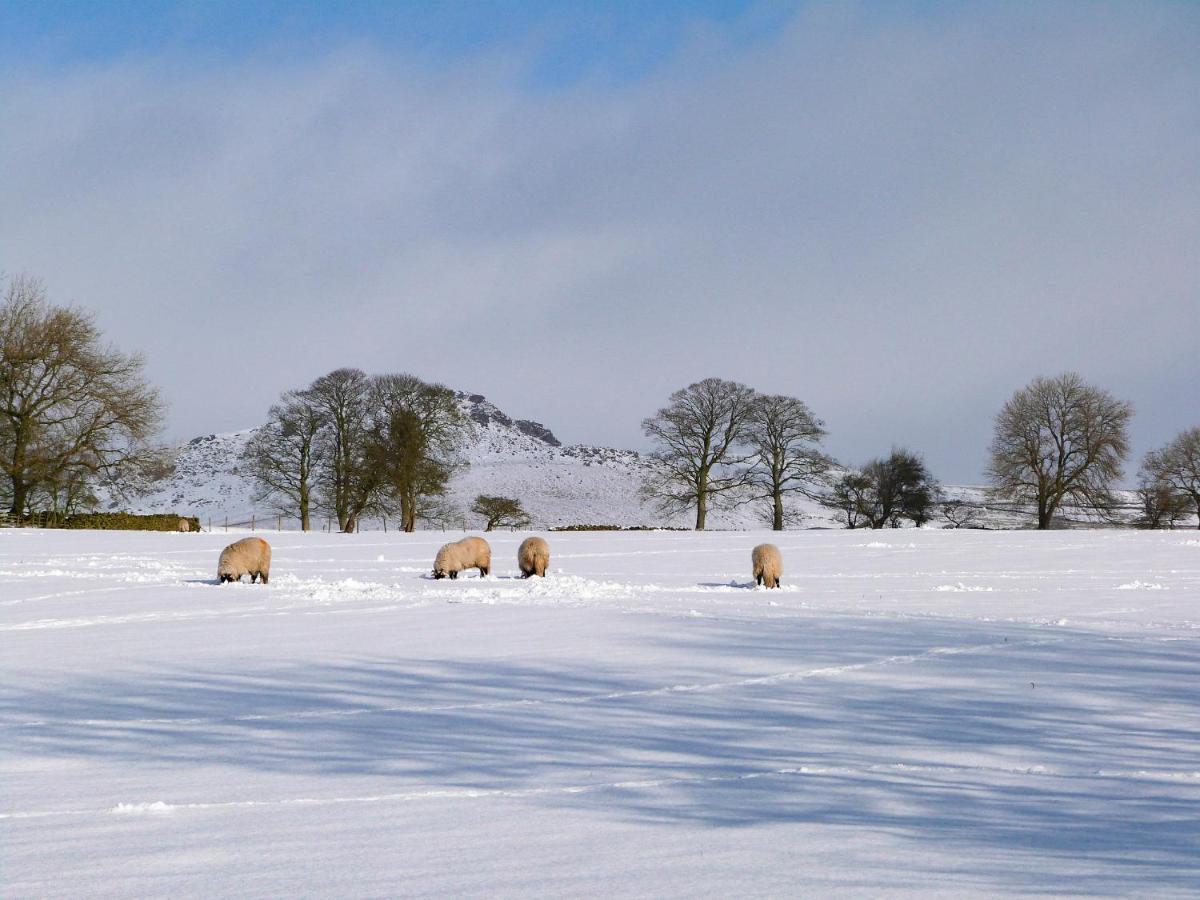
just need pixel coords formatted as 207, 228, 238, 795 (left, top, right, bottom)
4, 758, 1196, 822
4, 636, 1059, 731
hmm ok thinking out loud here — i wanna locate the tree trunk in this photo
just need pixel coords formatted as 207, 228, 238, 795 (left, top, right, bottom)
1037, 496, 1056, 530
695, 492, 707, 530
772, 490, 784, 531
9, 475, 29, 518
299, 489, 310, 532
400, 492, 417, 533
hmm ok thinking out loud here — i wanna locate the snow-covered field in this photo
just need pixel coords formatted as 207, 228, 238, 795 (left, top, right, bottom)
3, 527, 1199, 897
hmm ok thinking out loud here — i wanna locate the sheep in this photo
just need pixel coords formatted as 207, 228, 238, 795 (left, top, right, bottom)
217, 537, 271, 584
517, 536, 550, 578
751, 543, 782, 589
178, 518, 191, 533
433, 536, 492, 580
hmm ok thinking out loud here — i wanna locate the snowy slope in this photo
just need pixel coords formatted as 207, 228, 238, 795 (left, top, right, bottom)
111, 392, 1159, 531
120, 393, 835, 530
4, 528, 1200, 897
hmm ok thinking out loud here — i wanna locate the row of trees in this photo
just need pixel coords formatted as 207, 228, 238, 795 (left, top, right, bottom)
243, 369, 465, 532
639, 378, 830, 530
3, 275, 1196, 532
641, 372, 1197, 531
638, 377, 939, 531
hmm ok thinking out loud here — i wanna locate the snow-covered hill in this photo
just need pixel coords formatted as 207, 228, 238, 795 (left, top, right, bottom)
119, 393, 830, 530
111, 392, 1153, 531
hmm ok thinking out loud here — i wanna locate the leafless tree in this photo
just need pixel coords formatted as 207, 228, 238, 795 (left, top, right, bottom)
470, 495, 531, 531
988, 373, 1131, 530
940, 497, 982, 529
305, 368, 372, 532
243, 389, 324, 531
641, 378, 758, 530
1135, 450, 1188, 529
0, 275, 164, 517
745, 393, 829, 531
827, 470, 873, 529
1140, 430, 1200, 528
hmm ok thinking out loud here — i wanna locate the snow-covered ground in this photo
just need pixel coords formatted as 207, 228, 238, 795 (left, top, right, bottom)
3, 527, 1199, 897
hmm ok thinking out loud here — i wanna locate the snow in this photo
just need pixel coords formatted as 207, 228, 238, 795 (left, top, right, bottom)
108, 392, 843, 530
3, 527, 1200, 896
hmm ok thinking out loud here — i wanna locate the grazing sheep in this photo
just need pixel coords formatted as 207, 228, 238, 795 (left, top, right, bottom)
178, 518, 191, 533
433, 536, 492, 580
217, 537, 271, 584
751, 543, 782, 589
517, 536, 550, 578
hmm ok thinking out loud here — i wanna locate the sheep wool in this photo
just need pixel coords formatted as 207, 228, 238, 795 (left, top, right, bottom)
217, 537, 272, 584
517, 536, 550, 578
433, 537, 492, 580
751, 543, 782, 589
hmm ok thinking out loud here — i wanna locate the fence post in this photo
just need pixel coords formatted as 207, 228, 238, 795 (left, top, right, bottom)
277, 514, 282, 531
382, 514, 387, 533
251, 514, 256, 531
224, 516, 228, 532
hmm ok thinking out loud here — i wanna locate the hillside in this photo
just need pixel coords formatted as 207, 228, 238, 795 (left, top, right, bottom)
111, 392, 1153, 532
118, 393, 833, 530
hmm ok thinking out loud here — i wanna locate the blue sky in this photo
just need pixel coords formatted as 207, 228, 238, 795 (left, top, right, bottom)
0, 0, 791, 85
1, 1, 1197, 482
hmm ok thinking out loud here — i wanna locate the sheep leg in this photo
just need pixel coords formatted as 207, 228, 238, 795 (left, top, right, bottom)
449, 571, 458, 580
479, 566, 489, 577
261, 573, 268, 584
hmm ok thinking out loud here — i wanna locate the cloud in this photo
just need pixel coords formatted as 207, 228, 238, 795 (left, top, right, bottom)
1, 3, 1196, 481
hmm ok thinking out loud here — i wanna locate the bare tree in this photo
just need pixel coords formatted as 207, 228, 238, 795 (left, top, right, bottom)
988, 373, 1131, 530
641, 378, 758, 530
0, 275, 164, 517
745, 394, 829, 531
306, 368, 372, 532
470, 495, 531, 531
827, 470, 873, 529
1148, 428, 1200, 528
940, 497, 982, 529
1135, 450, 1188, 529
367, 374, 465, 532
243, 389, 324, 531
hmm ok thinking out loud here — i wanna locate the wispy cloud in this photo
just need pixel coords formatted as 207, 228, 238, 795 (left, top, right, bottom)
1, 3, 1196, 480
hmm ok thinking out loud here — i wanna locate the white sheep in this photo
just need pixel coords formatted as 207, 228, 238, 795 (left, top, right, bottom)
751, 543, 782, 589
517, 536, 550, 577
217, 537, 271, 584
433, 536, 492, 579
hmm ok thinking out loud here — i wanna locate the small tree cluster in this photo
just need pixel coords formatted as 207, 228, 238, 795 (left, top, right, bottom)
640, 378, 830, 530
826, 449, 939, 529
244, 368, 465, 532
1137, 429, 1200, 529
